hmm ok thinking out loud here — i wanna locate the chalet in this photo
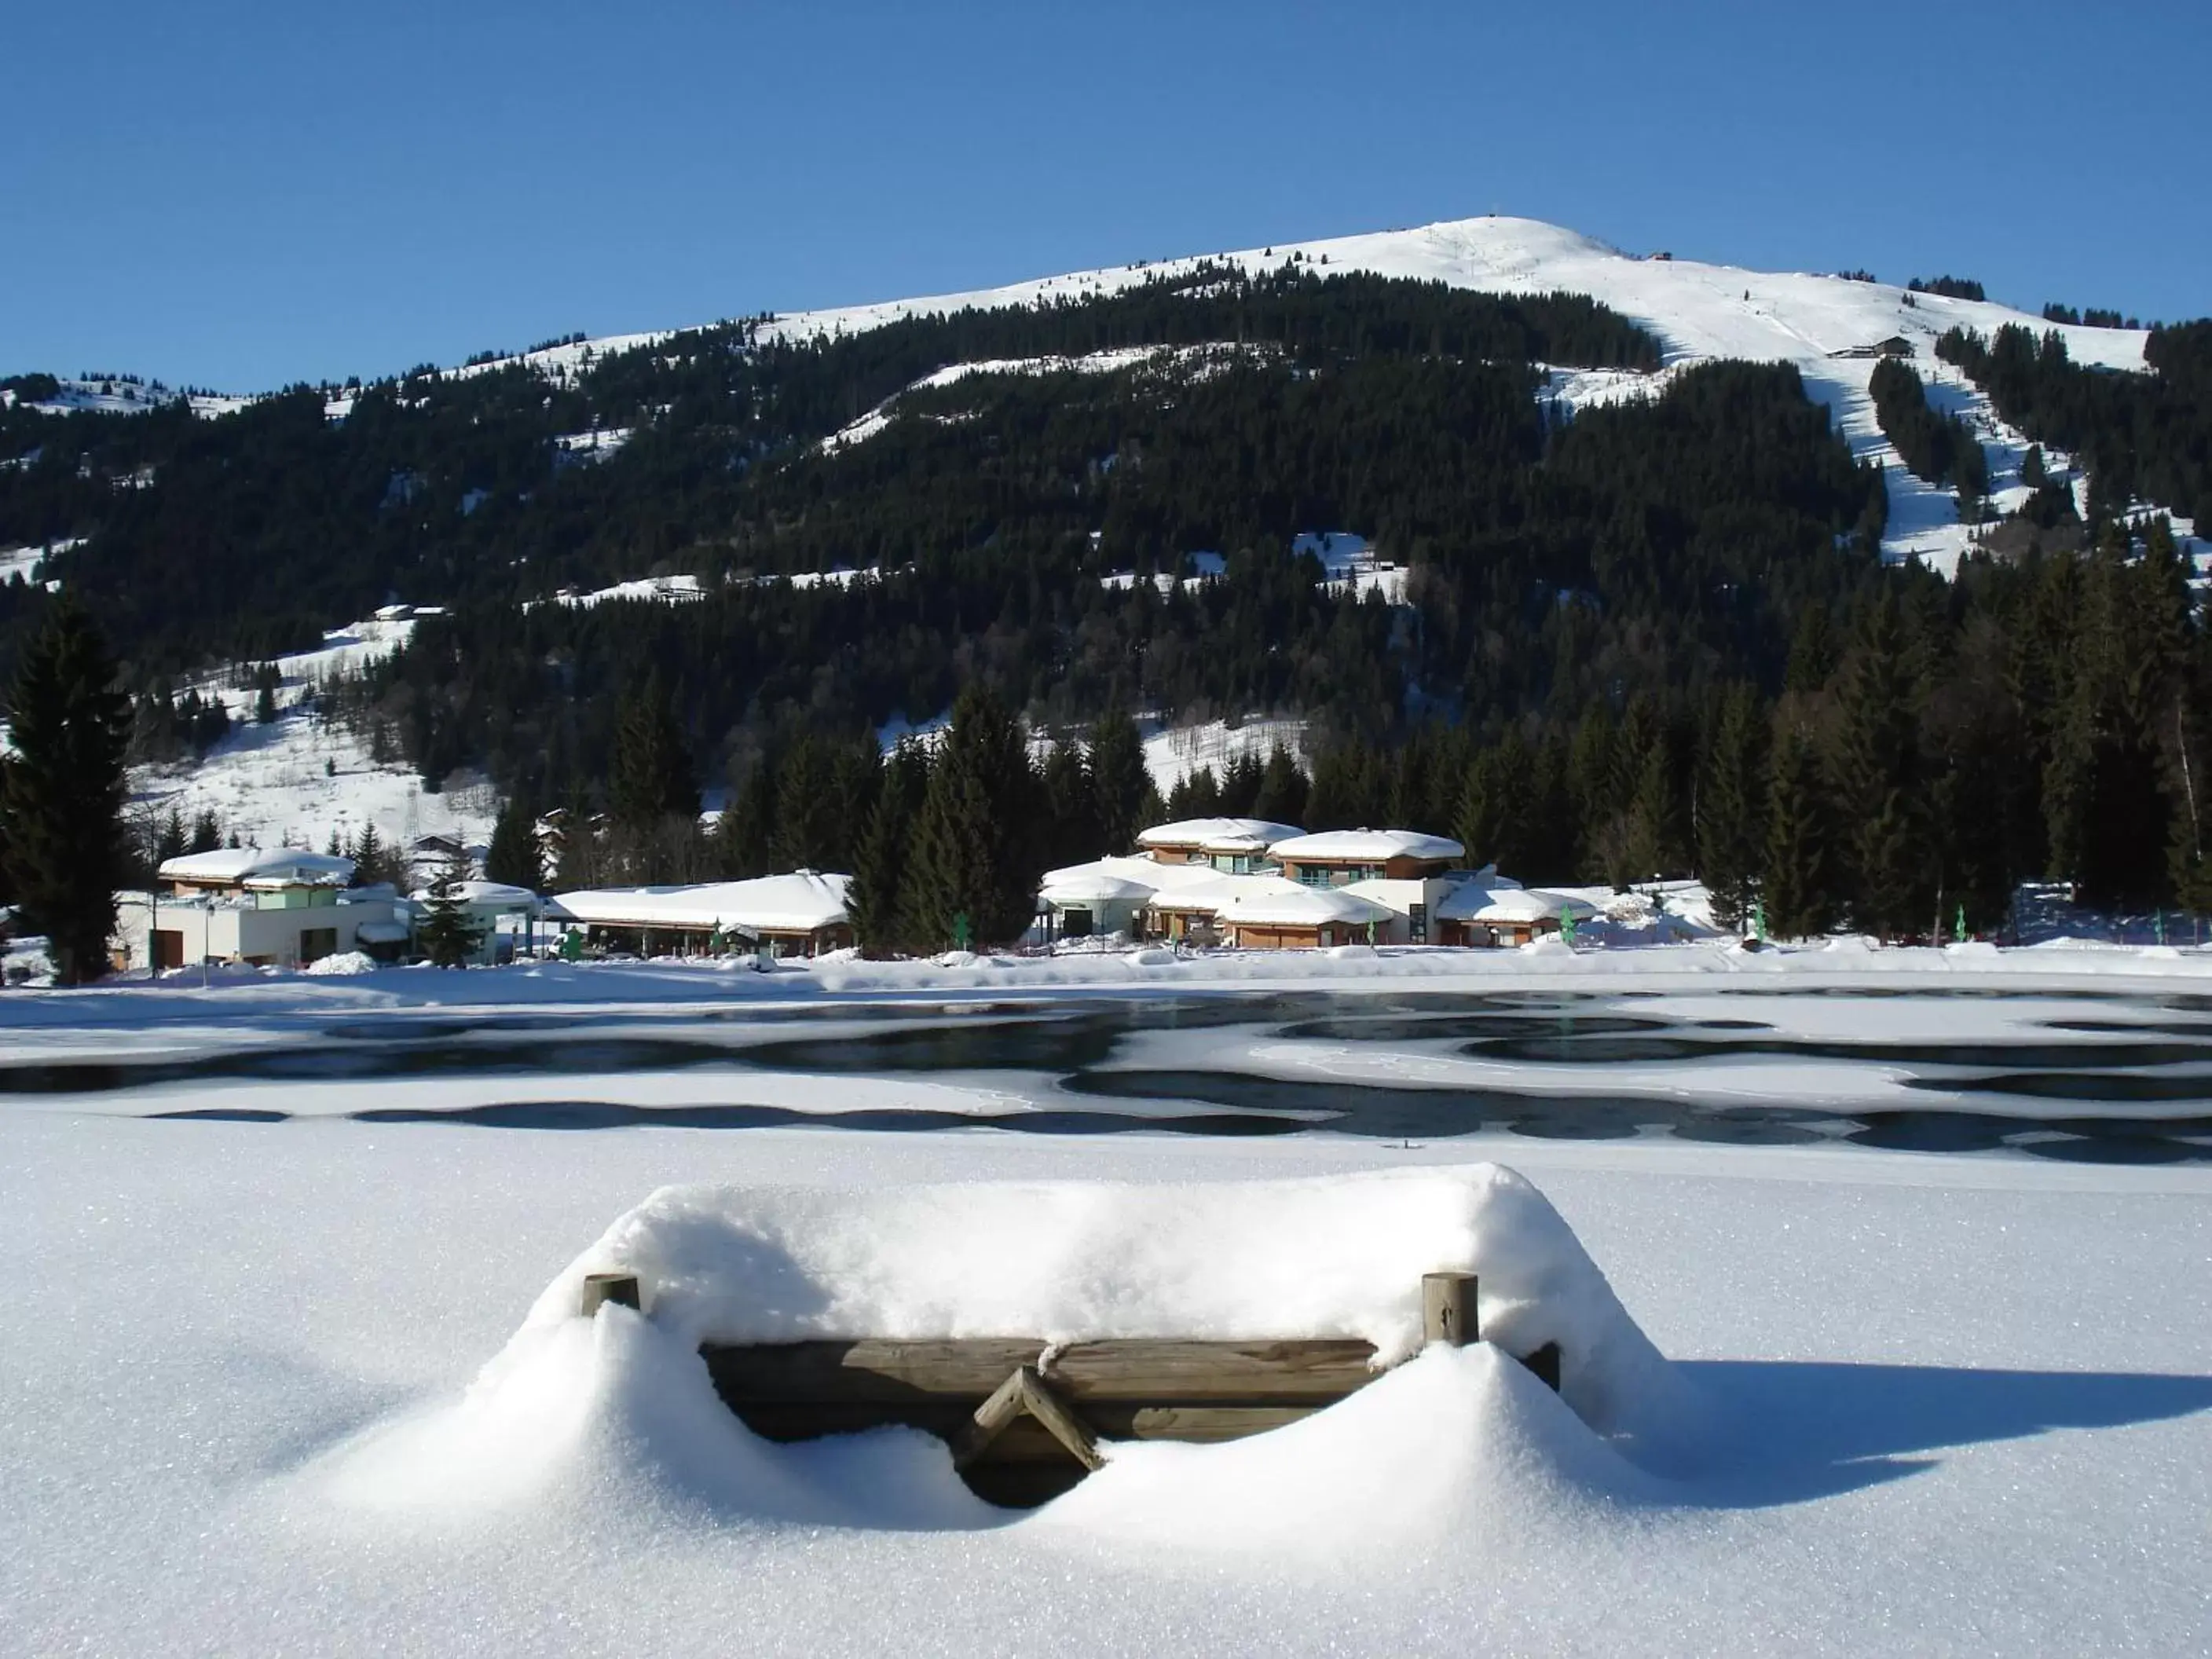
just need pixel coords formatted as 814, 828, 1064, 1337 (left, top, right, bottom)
1269, 830, 1463, 886
1214, 878, 1393, 950
1036, 867, 1157, 940
113, 848, 411, 970
1272, 830, 1465, 945
550, 870, 851, 957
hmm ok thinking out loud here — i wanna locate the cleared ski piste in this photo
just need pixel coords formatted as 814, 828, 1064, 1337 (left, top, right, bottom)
4, 943, 2210, 1654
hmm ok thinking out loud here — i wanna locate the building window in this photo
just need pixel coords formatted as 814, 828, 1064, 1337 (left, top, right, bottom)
1409, 902, 1426, 943
299, 927, 339, 963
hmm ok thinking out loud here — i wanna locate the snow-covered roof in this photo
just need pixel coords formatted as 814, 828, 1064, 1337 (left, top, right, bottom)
1036, 855, 1233, 907
551, 870, 850, 933
1038, 869, 1157, 905
1434, 882, 1591, 924
408, 879, 540, 907
1135, 817, 1305, 853
1218, 878, 1396, 928
159, 848, 356, 888
1269, 829, 1464, 864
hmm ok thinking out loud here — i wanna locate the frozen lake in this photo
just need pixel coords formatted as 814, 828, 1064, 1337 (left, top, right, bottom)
13, 985, 2212, 1163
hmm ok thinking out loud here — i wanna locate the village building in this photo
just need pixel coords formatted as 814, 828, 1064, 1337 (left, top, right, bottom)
1269, 829, 1465, 945
1035, 866, 1157, 940
1214, 877, 1393, 949
1434, 879, 1591, 947
112, 848, 412, 971
549, 870, 852, 958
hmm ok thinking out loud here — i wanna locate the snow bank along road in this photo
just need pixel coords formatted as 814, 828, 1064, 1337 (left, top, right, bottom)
2, 957, 2210, 1654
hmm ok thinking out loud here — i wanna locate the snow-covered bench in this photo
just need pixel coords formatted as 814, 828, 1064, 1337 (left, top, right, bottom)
582, 1269, 1562, 1507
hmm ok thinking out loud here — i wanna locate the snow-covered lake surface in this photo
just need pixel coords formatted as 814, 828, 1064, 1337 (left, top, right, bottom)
5, 958, 2210, 1653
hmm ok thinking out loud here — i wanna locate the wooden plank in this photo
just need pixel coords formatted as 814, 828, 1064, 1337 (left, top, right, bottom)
702, 1337, 1379, 1404
949, 1368, 1031, 1470
1016, 1369, 1104, 1471
704, 1340, 1046, 1403
1042, 1339, 1379, 1401
727, 1400, 1324, 1454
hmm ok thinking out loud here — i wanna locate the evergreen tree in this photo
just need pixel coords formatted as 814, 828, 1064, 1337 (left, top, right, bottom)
416, 855, 486, 969
1086, 709, 1149, 852
156, 806, 189, 866
903, 685, 1039, 947
1833, 593, 1928, 937
552, 784, 603, 890
485, 791, 545, 891
189, 808, 222, 854
773, 734, 842, 871
350, 822, 398, 889
0, 601, 133, 982
1251, 743, 1309, 826
252, 662, 279, 725
1763, 720, 1833, 939
713, 756, 778, 880
847, 738, 927, 955
1038, 738, 1097, 870
610, 672, 696, 830
1697, 685, 1767, 930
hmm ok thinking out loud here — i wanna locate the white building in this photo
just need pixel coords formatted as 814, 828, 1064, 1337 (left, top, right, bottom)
549, 870, 852, 956
113, 848, 411, 971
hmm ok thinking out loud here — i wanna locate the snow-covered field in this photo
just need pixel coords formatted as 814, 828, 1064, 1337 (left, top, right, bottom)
3, 970, 2207, 1654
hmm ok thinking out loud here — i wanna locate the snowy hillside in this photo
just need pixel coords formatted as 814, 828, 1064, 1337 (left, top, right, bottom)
468, 216, 2171, 577
129, 616, 498, 858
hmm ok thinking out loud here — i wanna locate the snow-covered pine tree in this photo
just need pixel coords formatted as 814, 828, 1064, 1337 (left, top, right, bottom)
416, 855, 485, 969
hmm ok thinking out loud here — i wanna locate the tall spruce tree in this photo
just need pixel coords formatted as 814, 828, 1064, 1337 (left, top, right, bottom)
1038, 738, 1097, 869
1833, 592, 1928, 938
1086, 709, 1148, 853
484, 792, 545, 891
610, 672, 697, 830
847, 738, 927, 955
773, 734, 842, 871
1763, 720, 1833, 939
0, 600, 133, 983
713, 756, 778, 880
904, 685, 1039, 947
1697, 685, 1768, 930
1251, 743, 1309, 826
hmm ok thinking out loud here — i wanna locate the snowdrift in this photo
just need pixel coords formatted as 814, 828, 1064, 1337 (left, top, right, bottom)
318, 1166, 1699, 1548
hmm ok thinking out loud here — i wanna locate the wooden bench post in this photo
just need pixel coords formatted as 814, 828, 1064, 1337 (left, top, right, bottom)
1422, 1271, 1478, 1347
580, 1271, 642, 1317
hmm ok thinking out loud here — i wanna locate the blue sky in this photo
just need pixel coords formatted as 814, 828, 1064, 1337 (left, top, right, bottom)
4, 0, 2205, 391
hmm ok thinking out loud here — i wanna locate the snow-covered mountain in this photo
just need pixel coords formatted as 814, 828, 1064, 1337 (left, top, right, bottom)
467, 215, 2166, 576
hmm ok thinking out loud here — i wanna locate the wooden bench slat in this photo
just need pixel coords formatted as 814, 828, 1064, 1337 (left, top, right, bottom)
702, 1337, 1380, 1404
